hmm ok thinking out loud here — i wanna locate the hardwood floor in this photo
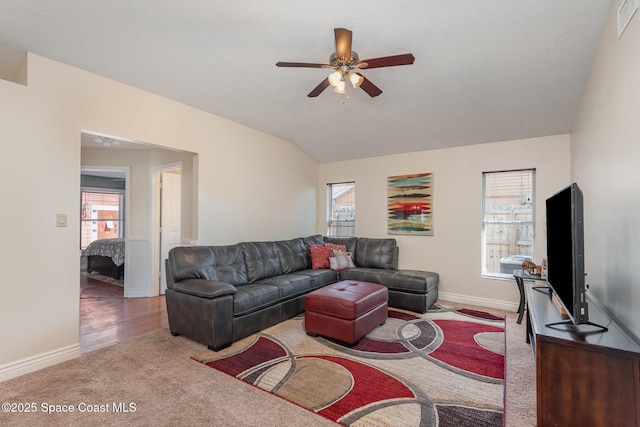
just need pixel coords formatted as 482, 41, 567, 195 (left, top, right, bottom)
80, 275, 169, 353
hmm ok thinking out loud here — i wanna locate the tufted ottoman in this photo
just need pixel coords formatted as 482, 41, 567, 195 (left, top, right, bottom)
304, 280, 388, 344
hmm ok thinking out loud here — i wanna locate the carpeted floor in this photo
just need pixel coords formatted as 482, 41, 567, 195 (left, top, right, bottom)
0, 303, 536, 426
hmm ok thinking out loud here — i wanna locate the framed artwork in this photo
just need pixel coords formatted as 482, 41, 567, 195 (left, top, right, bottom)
387, 173, 433, 235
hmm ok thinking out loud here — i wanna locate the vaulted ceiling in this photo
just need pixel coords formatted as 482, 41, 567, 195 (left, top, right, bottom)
0, 1, 611, 162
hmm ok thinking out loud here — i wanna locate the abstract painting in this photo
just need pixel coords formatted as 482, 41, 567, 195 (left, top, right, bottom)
387, 173, 433, 235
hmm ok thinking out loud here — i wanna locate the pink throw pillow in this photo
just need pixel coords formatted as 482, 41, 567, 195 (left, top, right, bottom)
329, 255, 355, 271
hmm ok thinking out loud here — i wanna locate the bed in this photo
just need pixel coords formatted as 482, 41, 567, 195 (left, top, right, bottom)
85, 238, 125, 280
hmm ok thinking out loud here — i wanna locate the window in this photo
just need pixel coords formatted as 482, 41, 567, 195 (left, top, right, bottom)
80, 190, 124, 249
482, 169, 535, 278
327, 182, 355, 236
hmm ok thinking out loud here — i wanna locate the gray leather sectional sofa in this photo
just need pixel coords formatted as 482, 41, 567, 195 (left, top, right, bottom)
165, 234, 439, 350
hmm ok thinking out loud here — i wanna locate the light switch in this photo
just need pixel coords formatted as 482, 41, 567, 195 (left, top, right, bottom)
56, 214, 67, 227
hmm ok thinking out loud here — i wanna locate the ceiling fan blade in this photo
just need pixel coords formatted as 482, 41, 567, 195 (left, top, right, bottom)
334, 28, 353, 61
358, 76, 382, 97
276, 62, 330, 68
358, 53, 415, 69
307, 78, 331, 97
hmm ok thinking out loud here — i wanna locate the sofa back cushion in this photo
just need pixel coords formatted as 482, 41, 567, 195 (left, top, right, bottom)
354, 238, 398, 270
303, 234, 324, 246
240, 241, 283, 283
170, 245, 248, 286
276, 238, 311, 273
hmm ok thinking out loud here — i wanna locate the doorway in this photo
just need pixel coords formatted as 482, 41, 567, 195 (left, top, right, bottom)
80, 166, 129, 292
152, 163, 182, 295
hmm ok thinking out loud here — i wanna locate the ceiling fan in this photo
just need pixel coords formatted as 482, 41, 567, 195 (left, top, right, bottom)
276, 28, 415, 98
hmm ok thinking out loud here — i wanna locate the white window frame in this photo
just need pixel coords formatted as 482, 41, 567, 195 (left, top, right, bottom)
326, 182, 355, 237
80, 187, 125, 249
482, 169, 536, 279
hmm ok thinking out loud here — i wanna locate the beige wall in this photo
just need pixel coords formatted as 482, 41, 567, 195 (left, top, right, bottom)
571, 2, 640, 339
318, 135, 571, 308
81, 146, 197, 243
0, 53, 318, 377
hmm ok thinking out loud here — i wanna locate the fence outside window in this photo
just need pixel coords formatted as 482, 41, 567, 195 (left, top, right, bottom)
327, 182, 355, 237
482, 169, 535, 277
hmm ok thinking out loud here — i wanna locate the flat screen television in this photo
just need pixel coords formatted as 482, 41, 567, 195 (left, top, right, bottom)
545, 183, 591, 326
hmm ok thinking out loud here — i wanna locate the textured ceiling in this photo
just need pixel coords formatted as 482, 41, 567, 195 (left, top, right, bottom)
0, 1, 611, 163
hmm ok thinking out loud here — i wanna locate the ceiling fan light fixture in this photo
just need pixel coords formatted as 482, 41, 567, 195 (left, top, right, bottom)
349, 72, 364, 88
276, 28, 415, 97
328, 71, 342, 87
93, 136, 120, 148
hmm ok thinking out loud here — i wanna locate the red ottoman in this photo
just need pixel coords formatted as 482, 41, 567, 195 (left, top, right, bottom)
304, 280, 388, 345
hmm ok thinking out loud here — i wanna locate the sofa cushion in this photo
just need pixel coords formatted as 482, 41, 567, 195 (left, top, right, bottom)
339, 268, 439, 294
170, 245, 248, 286
233, 284, 281, 316
240, 241, 283, 283
276, 238, 311, 274
295, 268, 338, 287
256, 274, 315, 299
354, 238, 397, 270
303, 234, 324, 246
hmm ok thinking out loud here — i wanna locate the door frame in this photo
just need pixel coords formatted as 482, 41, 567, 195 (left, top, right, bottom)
151, 161, 183, 296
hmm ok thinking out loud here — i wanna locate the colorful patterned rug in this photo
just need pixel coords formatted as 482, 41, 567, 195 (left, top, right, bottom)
192, 306, 505, 426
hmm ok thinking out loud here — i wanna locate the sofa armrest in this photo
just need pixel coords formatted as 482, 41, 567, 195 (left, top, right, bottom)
173, 279, 238, 299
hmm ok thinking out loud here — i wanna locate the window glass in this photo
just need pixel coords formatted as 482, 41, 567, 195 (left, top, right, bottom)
81, 190, 124, 249
327, 182, 355, 237
482, 170, 535, 278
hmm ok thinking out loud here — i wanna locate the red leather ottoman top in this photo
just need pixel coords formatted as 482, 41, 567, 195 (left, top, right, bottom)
305, 281, 388, 320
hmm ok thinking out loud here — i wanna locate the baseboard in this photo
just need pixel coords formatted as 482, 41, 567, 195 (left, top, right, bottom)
438, 291, 519, 313
124, 288, 151, 298
0, 344, 81, 382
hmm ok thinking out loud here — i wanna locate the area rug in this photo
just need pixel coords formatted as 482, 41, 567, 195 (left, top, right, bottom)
193, 306, 505, 426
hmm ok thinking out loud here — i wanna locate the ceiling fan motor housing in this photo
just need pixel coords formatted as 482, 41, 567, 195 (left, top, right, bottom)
330, 52, 360, 69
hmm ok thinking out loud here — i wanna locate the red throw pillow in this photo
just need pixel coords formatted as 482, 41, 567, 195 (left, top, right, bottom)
323, 242, 347, 254
309, 244, 333, 269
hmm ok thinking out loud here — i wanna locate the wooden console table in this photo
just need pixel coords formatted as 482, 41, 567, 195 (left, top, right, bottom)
525, 283, 640, 427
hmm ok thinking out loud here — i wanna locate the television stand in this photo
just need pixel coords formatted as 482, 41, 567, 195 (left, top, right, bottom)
525, 283, 640, 426
545, 319, 608, 333
532, 285, 550, 294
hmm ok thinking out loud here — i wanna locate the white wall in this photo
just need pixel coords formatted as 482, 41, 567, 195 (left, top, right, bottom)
318, 135, 571, 309
571, 2, 640, 339
0, 53, 318, 378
